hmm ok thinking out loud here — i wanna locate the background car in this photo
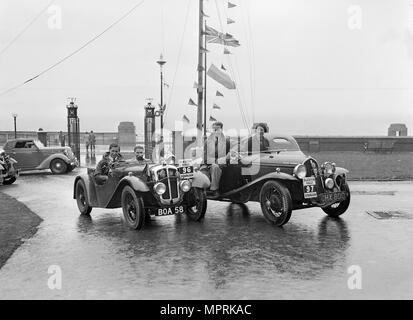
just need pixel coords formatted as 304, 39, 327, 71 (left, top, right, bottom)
199, 133, 350, 227
2, 139, 78, 174
73, 159, 210, 230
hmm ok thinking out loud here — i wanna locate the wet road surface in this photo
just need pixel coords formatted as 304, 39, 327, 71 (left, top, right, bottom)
0, 168, 413, 299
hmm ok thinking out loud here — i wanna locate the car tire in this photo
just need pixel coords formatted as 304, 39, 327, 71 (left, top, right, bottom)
322, 181, 351, 217
259, 180, 292, 227
185, 187, 207, 221
75, 180, 92, 215
50, 159, 68, 174
121, 186, 145, 230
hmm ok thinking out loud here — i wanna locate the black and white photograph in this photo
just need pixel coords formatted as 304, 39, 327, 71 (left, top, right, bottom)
0, 0, 413, 306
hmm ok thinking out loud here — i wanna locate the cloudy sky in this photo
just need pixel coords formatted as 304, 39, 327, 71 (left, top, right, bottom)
0, 0, 413, 136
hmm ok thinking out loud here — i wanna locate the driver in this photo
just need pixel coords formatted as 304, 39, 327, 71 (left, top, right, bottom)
94, 143, 123, 184
245, 123, 269, 154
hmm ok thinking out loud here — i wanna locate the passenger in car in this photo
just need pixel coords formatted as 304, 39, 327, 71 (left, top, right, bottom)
245, 123, 269, 155
94, 143, 123, 184
134, 145, 150, 164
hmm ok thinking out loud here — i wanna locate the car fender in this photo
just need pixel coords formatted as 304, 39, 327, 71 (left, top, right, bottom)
73, 174, 94, 203
335, 167, 349, 176
106, 176, 150, 208
38, 154, 71, 169
191, 171, 210, 189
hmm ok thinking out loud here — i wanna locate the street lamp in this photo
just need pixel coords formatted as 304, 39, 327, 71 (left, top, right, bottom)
156, 54, 166, 157
12, 113, 17, 138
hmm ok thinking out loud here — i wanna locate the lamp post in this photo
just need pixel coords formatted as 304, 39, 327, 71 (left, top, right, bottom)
12, 113, 17, 138
156, 54, 166, 157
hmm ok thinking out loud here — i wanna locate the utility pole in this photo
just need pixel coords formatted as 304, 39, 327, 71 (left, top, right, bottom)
12, 114, 17, 138
196, 0, 204, 150
156, 54, 166, 157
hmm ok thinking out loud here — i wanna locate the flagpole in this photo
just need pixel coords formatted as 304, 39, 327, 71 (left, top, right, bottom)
196, 0, 204, 153
203, 19, 207, 164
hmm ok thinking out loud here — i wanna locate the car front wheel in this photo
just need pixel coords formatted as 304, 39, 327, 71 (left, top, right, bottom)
121, 186, 145, 230
2, 176, 17, 185
50, 159, 67, 174
259, 180, 292, 227
322, 181, 351, 217
75, 180, 92, 215
185, 187, 207, 221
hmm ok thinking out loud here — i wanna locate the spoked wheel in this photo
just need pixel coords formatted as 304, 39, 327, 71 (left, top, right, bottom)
121, 186, 145, 230
50, 159, 67, 174
322, 181, 351, 217
75, 180, 92, 215
259, 180, 292, 227
185, 187, 207, 221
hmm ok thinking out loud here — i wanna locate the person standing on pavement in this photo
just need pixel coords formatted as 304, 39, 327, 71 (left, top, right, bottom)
88, 131, 96, 153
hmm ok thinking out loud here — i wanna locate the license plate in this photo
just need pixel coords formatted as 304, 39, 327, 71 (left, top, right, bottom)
156, 206, 185, 216
303, 176, 317, 199
320, 192, 347, 204
178, 166, 194, 179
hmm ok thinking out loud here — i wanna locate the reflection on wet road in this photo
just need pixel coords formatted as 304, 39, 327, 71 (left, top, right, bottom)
0, 169, 413, 299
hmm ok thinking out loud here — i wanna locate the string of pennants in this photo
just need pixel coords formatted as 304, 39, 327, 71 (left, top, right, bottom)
183, 0, 238, 125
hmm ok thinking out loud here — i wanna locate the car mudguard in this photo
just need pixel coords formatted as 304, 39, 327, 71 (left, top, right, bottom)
105, 175, 150, 208
191, 171, 211, 189
37, 154, 71, 170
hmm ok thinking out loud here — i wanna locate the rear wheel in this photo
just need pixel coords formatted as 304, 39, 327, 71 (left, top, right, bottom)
2, 176, 16, 185
259, 180, 292, 227
121, 186, 145, 230
75, 180, 92, 215
322, 181, 351, 217
50, 159, 67, 174
185, 187, 207, 221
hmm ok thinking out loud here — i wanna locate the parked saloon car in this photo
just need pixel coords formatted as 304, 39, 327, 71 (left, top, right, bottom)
73, 158, 210, 230
0, 148, 19, 185
200, 133, 350, 227
2, 139, 78, 174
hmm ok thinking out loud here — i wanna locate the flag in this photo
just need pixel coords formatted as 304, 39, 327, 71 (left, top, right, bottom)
201, 10, 209, 18
216, 90, 224, 97
224, 48, 231, 54
213, 103, 221, 109
200, 46, 209, 53
221, 64, 227, 71
207, 64, 236, 89
228, 2, 237, 8
188, 98, 197, 106
193, 81, 198, 89
204, 24, 240, 47
163, 82, 169, 88
209, 116, 217, 122
227, 18, 235, 24
182, 115, 190, 123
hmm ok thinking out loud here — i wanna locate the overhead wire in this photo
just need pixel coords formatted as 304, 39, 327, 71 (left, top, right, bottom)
0, 0, 145, 98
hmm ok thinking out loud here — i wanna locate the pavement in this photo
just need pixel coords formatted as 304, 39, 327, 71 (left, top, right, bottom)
0, 168, 412, 299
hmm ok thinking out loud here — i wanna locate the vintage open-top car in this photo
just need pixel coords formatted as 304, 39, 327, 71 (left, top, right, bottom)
0, 148, 19, 185
2, 139, 78, 174
73, 158, 210, 230
198, 133, 350, 227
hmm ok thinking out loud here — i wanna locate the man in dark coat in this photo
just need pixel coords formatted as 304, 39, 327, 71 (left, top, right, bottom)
94, 143, 123, 184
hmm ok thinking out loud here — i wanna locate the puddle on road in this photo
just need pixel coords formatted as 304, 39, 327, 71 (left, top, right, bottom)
366, 210, 413, 219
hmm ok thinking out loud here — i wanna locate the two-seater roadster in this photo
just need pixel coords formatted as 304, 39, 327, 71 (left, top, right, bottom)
73, 158, 210, 230
199, 133, 351, 227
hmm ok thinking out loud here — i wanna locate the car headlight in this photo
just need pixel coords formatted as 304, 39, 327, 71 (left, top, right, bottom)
323, 162, 336, 175
154, 182, 167, 195
179, 180, 191, 192
293, 164, 307, 179
325, 177, 335, 189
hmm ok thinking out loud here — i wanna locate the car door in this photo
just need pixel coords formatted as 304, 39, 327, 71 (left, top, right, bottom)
11, 140, 44, 170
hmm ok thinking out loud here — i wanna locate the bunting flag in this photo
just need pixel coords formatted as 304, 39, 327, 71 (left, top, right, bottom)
209, 116, 217, 122
201, 10, 209, 18
221, 64, 227, 71
182, 115, 190, 123
228, 2, 237, 8
200, 46, 209, 53
193, 81, 198, 89
188, 98, 198, 106
213, 103, 221, 109
224, 48, 232, 54
207, 64, 236, 89
216, 90, 224, 97
204, 25, 240, 47
227, 18, 235, 24
163, 82, 169, 88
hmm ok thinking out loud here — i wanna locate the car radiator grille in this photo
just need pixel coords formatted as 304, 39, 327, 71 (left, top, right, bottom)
303, 158, 325, 193
156, 167, 180, 202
